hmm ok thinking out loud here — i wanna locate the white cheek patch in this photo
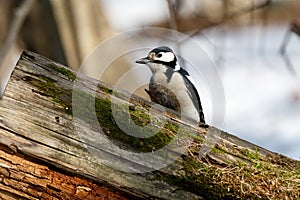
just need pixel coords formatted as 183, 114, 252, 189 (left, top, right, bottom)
174, 63, 180, 71
156, 52, 175, 62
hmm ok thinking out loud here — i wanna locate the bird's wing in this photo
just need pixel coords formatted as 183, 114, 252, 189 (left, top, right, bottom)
178, 68, 206, 124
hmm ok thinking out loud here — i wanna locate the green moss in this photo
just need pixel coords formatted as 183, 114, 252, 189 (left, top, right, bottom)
24, 75, 72, 114
243, 149, 260, 160
126, 107, 151, 126
164, 121, 179, 133
211, 147, 224, 154
154, 156, 243, 200
72, 89, 176, 152
96, 82, 114, 95
50, 63, 76, 81
103, 87, 113, 94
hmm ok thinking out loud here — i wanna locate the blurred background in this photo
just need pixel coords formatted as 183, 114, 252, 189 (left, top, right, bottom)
0, 0, 299, 160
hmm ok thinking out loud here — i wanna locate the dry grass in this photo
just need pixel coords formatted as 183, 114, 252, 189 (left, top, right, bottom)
182, 139, 300, 199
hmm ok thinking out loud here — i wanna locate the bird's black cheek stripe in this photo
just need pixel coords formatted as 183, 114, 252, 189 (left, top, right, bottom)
152, 60, 177, 69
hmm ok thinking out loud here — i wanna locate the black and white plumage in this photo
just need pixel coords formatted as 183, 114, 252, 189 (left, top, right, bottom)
136, 46, 205, 126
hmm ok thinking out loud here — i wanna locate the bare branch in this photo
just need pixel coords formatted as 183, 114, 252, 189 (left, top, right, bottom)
0, 0, 35, 68
280, 19, 300, 76
167, 0, 178, 31
0, 0, 36, 99
180, 0, 272, 41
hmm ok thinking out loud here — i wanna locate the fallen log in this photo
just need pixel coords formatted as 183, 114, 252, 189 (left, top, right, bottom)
0, 50, 298, 199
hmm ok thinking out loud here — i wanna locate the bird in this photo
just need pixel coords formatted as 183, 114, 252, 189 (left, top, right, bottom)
135, 46, 206, 126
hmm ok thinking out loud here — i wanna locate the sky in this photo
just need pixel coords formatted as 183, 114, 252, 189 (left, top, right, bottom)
100, 0, 300, 160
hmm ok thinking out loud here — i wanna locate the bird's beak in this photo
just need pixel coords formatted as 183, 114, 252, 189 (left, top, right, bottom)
135, 57, 150, 64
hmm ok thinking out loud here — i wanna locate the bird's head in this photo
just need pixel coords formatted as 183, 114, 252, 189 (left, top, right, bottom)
136, 46, 180, 72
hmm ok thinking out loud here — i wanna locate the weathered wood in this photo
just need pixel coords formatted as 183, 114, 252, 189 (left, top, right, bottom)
0, 50, 299, 199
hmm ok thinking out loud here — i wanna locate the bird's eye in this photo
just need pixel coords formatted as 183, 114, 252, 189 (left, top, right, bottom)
156, 53, 162, 58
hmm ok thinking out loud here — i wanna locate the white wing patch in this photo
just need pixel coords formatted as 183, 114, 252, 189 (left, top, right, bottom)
185, 75, 196, 86
155, 52, 175, 62
185, 75, 195, 101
